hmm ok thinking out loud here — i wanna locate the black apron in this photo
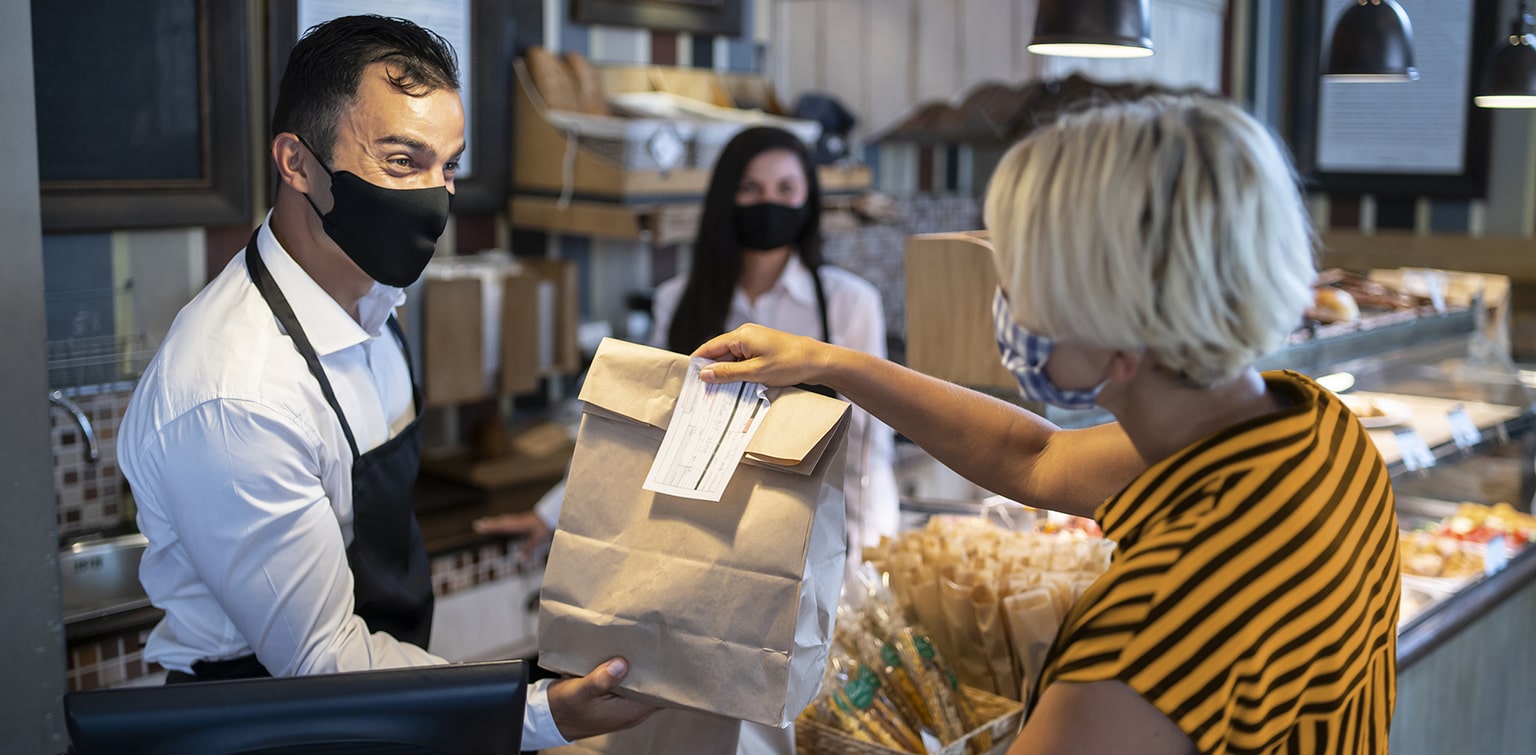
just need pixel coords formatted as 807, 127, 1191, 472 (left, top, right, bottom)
169, 228, 433, 683
796, 267, 837, 399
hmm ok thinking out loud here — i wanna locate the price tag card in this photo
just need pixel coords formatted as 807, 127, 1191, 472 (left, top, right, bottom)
1393, 427, 1437, 471
1447, 406, 1481, 450
1485, 535, 1509, 576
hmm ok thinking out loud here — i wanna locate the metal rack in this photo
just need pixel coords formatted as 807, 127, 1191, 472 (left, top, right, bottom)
46, 333, 155, 393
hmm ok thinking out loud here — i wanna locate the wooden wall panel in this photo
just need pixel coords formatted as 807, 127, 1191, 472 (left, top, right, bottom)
913, 0, 960, 103
775, 1, 823, 101
865, 0, 915, 136
1012, 0, 1043, 82
960, 0, 1018, 92
823, 0, 868, 119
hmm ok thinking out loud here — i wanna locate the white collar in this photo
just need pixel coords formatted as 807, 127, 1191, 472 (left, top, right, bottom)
254, 213, 405, 356
736, 254, 819, 310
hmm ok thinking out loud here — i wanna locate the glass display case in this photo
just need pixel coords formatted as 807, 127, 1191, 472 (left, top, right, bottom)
1259, 308, 1536, 755
1256, 309, 1536, 628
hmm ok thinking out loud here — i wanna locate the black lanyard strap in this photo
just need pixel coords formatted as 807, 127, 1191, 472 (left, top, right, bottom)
811, 265, 831, 344
244, 226, 419, 461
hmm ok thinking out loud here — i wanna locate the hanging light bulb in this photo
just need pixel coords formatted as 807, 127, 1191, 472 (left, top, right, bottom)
1475, 2, 1536, 108
1324, 0, 1419, 82
1027, 0, 1154, 59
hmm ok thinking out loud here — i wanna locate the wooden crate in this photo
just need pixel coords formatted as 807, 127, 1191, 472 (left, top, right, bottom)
904, 231, 1015, 392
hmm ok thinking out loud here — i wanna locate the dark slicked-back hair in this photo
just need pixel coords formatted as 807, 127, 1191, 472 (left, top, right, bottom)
667, 126, 824, 354
271, 15, 459, 162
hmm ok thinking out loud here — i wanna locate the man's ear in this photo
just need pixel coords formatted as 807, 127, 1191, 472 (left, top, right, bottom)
272, 132, 318, 195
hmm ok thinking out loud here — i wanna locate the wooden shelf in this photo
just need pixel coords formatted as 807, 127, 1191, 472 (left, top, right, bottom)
510, 58, 871, 241
509, 195, 701, 245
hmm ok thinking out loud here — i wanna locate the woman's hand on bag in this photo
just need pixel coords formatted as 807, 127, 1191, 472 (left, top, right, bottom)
693, 323, 836, 387
547, 657, 659, 741
472, 512, 552, 561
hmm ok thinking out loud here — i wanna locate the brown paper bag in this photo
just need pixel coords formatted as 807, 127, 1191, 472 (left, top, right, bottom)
939, 573, 994, 694
538, 339, 852, 727
971, 583, 1018, 700
1003, 588, 1060, 705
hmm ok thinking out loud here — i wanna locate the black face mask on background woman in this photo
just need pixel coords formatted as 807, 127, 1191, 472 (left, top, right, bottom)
735, 202, 808, 252
297, 135, 452, 288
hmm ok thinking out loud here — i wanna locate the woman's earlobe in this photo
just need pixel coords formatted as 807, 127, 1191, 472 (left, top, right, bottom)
1110, 350, 1144, 383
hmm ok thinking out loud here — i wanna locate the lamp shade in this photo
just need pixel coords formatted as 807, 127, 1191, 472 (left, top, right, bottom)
1325, 0, 1419, 82
1028, 0, 1153, 59
1475, 10, 1536, 108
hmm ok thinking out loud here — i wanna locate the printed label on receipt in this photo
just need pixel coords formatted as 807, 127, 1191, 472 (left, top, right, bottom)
643, 357, 771, 501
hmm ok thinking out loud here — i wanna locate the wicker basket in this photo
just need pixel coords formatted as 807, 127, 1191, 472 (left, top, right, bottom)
796, 685, 1024, 755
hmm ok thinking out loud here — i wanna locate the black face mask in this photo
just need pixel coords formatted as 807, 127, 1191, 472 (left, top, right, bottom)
297, 135, 452, 288
735, 202, 808, 252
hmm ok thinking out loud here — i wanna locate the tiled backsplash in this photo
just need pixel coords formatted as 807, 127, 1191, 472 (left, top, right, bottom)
822, 194, 984, 343
52, 386, 134, 541
66, 626, 164, 693
430, 538, 540, 598
68, 538, 537, 692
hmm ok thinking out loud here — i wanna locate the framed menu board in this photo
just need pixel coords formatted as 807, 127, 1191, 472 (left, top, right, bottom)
32, 0, 251, 230
572, 0, 743, 36
1287, 0, 1498, 197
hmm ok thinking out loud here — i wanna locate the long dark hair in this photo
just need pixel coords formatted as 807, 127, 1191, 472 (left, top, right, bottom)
667, 126, 824, 354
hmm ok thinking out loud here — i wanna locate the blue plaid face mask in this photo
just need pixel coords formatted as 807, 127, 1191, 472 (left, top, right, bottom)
993, 287, 1108, 410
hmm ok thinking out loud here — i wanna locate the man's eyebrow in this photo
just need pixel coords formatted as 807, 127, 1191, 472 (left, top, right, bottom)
377, 134, 431, 153
376, 135, 466, 163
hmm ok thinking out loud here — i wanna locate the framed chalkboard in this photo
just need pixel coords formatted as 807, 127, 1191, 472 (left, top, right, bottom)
32, 0, 251, 230
268, 0, 517, 215
572, 0, 742, 36
1286, 0, 1497, 198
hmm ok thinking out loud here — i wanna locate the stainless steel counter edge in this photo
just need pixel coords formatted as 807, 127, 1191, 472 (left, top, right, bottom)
1396, 544, 1536, 669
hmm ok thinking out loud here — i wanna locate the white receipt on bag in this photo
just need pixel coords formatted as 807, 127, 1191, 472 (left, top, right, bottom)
643, 357, 771, 502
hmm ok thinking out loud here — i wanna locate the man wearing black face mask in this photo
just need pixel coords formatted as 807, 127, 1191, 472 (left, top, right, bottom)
118, 15, 655, 748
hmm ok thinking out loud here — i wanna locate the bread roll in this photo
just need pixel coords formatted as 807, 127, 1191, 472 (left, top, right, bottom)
1310, 287, 1360, 323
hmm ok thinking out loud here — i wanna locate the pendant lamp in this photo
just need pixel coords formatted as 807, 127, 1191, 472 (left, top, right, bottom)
1324, 0, 1419, 82
1475, 2, 1536, 108
1028, 0, 1154, 59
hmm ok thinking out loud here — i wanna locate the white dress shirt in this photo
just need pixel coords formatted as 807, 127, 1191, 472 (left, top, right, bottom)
536, 255, 900, 552
120, 216, 567, 750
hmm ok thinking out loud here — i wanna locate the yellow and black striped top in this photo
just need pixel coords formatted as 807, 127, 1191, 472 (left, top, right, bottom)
1038, 370, 1401, 754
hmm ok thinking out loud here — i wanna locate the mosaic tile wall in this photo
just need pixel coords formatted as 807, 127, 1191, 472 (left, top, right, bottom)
66, 539, 536, 692
66, 626, 163, 692
429, 538, 539, 598
52, 386, 134, 541
822, 194, 984, 344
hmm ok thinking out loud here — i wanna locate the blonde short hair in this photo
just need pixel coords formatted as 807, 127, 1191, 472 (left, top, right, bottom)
984, 96, 1315, 387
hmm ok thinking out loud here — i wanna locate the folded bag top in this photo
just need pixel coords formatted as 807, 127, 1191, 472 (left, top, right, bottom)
576, 337, 849, 473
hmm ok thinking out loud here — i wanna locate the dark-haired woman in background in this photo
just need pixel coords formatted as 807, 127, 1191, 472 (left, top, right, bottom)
477, 126, 899, 563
